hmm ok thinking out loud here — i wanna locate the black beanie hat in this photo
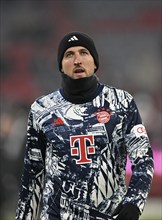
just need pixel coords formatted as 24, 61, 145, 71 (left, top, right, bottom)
57, 32, 99, 72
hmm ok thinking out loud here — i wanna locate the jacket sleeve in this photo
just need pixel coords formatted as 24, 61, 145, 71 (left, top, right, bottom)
123, 97, 154, 214
15, 110, 46, 220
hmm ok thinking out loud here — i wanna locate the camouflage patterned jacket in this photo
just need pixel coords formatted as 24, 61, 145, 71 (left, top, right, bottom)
15, 84, 154, 220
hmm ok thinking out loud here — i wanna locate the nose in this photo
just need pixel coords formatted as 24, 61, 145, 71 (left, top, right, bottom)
74, 54, 82, 65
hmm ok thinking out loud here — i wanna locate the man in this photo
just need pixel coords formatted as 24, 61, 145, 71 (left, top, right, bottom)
16, 32, 154, 220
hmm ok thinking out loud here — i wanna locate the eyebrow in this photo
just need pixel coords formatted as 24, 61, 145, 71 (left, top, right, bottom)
65, 48, 89, 54
79, 48, 89, 53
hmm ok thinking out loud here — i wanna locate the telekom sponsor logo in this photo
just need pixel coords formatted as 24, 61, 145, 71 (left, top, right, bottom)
70, 135, 95, 164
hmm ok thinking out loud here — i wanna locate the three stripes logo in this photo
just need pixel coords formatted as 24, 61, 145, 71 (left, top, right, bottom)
68, 35, 78, 42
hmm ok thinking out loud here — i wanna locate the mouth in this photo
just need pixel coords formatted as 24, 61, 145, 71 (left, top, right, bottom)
74, 68, 85, 74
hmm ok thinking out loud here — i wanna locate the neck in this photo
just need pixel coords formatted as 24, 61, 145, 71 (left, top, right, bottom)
61, 73, 100, 104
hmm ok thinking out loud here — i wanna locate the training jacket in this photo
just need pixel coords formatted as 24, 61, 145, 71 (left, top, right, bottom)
15, 84, 154, 220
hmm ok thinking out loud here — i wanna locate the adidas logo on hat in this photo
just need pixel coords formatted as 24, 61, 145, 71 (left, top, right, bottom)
68, 36, 78, 42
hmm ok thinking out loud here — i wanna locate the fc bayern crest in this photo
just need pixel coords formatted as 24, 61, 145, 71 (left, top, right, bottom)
96, 111, 111, 124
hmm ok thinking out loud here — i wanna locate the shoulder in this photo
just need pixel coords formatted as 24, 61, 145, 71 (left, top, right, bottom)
102, 84, 133, 99
30, 90, 60, 114
102, 84, 134, 105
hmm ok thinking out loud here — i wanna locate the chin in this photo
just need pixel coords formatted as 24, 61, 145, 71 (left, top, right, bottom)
74, 74, 86, 79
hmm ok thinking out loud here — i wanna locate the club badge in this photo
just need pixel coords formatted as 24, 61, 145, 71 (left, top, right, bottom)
95, 108, 112, 124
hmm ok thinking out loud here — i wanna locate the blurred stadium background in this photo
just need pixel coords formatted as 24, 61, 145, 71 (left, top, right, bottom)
0, 0, 161, 219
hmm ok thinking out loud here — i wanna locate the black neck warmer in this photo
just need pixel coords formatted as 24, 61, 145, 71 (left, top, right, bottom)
60, 73, 100, 104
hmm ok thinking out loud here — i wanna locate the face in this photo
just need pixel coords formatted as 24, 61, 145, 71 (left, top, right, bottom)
61, 46, 97, 79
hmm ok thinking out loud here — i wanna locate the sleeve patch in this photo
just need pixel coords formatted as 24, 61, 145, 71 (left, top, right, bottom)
131, 124, 148, 138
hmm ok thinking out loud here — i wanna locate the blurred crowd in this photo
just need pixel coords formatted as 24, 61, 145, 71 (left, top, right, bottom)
0, 0, 161, 219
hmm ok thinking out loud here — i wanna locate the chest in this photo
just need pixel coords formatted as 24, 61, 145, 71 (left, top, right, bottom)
40, 102, 124, 145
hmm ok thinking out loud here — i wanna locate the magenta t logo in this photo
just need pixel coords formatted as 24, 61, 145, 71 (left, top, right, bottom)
70, 135, 95, 164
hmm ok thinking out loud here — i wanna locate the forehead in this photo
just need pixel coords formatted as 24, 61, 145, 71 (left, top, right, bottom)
65, 46, 89, 53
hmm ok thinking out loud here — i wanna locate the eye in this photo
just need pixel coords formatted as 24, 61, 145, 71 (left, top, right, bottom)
64, 52, 73, 58
81, 50, 88, 55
